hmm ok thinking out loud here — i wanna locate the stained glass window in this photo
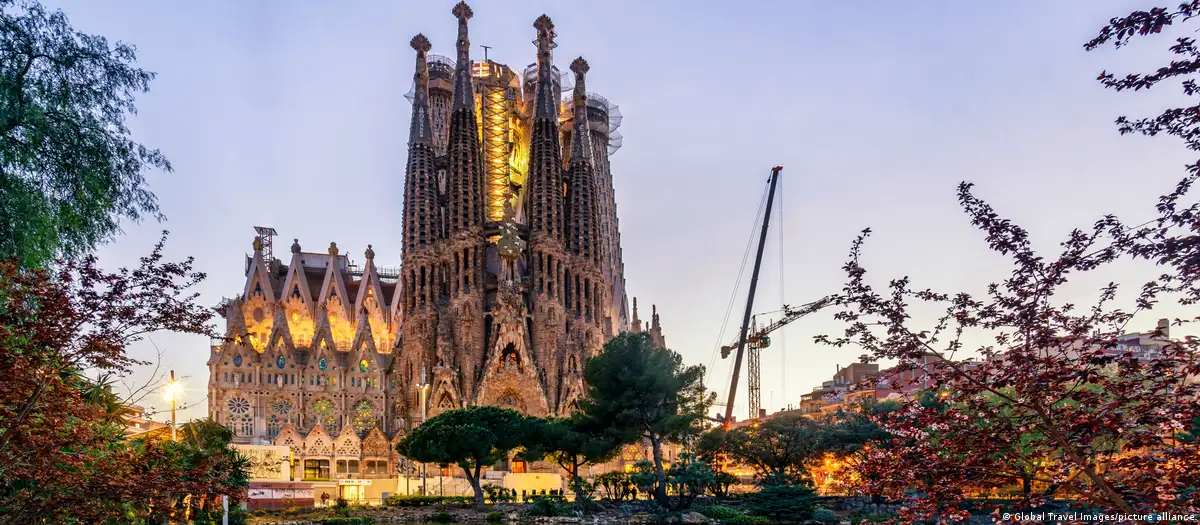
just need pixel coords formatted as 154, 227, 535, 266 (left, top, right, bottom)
359, 359, 369, 373
318, 357, 328, 371
270, 399, 292, 415
227, 396, 250, 414
277, 355, 286, 369
233, 354, 243, 367
352, 400, 376, 434
268, 415, 282, 439
311, 398, 336, 429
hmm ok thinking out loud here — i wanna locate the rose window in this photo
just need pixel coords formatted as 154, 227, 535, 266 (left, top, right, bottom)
276, 355, 286, 369
270, 399, 293, 415
227, 396, 250, 415
352, 400, 376, 434
318, 357, 328, 371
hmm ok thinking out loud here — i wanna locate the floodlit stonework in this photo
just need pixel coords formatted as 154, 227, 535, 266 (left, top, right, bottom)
206, 2, 668, 483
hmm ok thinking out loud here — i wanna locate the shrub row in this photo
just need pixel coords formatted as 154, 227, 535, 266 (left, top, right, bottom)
383, 495, 474, 507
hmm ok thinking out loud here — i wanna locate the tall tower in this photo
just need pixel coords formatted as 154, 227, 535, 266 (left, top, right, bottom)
446, 1, 485, 237
402, 34, 440, 259
526, 15, 564, 244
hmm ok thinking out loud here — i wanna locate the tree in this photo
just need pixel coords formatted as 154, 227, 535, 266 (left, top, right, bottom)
1, 0, 171, 268
524, 415, 621, 504
0, 233, 225, 524
577, 332, 714, 510
723, 413, 824, 486
396, 406, 537, 509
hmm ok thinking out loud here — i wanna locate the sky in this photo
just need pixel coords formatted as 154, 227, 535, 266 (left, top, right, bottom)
40, 0, 1197, 424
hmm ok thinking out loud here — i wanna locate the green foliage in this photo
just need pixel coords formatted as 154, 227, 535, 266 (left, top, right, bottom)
697, 504, 742, 520
744, 484, 817, 521
811, 508, 837, 524
483, 483, 515, 503
710, 471, 738, 498
666, 454, 716, 509
522, 494, 570, 517
1, 0, 173, 268
523, 415, 620, 502
578, 332, 713, 509
426, 511, 454, 523
383, 495, 473, 507
191, 506, 248, 525
486, 511, 504, 522
595, 471, 635, 501
723, 516, 773, 525
397, 406, 538, 508
335, 497, 349, 509
725, 413, 823, 486
316, 518, 375, 525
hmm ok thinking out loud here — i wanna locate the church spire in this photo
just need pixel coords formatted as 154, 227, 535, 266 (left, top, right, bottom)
527, 15, 564, 241
403, 34, 441, 256
446, 2, 485, 236
451, 2, 474, 110
408, 34, 433, 146
533, 15, 558, 122
569, 57, 593, 165
565, 57, 600, 265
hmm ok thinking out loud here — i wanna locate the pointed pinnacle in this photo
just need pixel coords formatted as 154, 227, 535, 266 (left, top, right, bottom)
452, 1, 473, 21
410, 34, 431, 53
570, 57, 589, 76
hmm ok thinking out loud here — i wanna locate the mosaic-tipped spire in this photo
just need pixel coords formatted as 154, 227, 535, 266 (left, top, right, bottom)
533, 15, 558, 121
408, 34, 433, 145
451, 2, 474, 109
569, 57, 593, 165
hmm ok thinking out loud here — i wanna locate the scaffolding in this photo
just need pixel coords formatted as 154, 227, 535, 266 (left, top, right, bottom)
472, 60, 521, 223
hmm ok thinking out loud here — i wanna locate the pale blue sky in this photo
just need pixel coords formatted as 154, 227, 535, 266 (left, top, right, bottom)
44, 0, 1194, 423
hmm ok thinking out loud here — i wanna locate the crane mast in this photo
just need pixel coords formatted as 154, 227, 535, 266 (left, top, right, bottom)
723, 166, 783, 430
721, 296, 832, 420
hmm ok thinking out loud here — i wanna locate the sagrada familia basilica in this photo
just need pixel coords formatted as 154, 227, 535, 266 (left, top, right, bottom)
207, 3, 666, 478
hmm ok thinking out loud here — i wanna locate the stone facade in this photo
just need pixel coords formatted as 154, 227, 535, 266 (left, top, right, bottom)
207, 2, 666, 482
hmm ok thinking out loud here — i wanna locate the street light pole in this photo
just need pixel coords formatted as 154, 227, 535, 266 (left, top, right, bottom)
169, 370, 178, 441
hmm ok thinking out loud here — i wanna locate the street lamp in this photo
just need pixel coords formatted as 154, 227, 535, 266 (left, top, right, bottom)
164, 370, 182, 441
418, 368, 430, 495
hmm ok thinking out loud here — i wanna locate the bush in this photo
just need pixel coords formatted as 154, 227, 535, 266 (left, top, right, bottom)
426, 511, 454, 523
697, 505, 741, 520
316, 518, 376, 525
384, 495, 473, 507
486, 511, 504, 522
336, 497, 349, 509
522, 495, 570, 517
812, 508, 837, 523
484, 483, 515, 503
191, 507, 248, 525
724, 516, 773, 525
744, 484, 817, 520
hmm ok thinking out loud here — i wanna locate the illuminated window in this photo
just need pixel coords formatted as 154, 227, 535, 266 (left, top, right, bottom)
304, 459, 330, 481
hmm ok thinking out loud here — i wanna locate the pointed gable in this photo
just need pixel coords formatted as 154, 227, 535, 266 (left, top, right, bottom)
318, 245, 355, 351
362, 427, 390, 457
279, 248, 316, 311
333, 425, 361, 457
274, 424, 304, 456
304, 424, 333, 456
243, 244, 277, 302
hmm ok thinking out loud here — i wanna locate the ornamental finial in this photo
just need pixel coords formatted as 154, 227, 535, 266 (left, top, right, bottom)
534, 15, 555, 53
410, 34, 431, 54
365, 244, 375, 260
452, 1, 473, 22
328, 242, 339, 257
252, 236, 264, 252
291, 238, 301, 254
569, 57, 589, 76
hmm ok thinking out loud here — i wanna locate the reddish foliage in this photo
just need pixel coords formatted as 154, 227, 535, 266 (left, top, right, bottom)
0, 232, 236, 524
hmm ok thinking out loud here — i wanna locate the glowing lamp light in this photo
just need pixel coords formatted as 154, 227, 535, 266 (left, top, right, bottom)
164, 381, 183, 402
